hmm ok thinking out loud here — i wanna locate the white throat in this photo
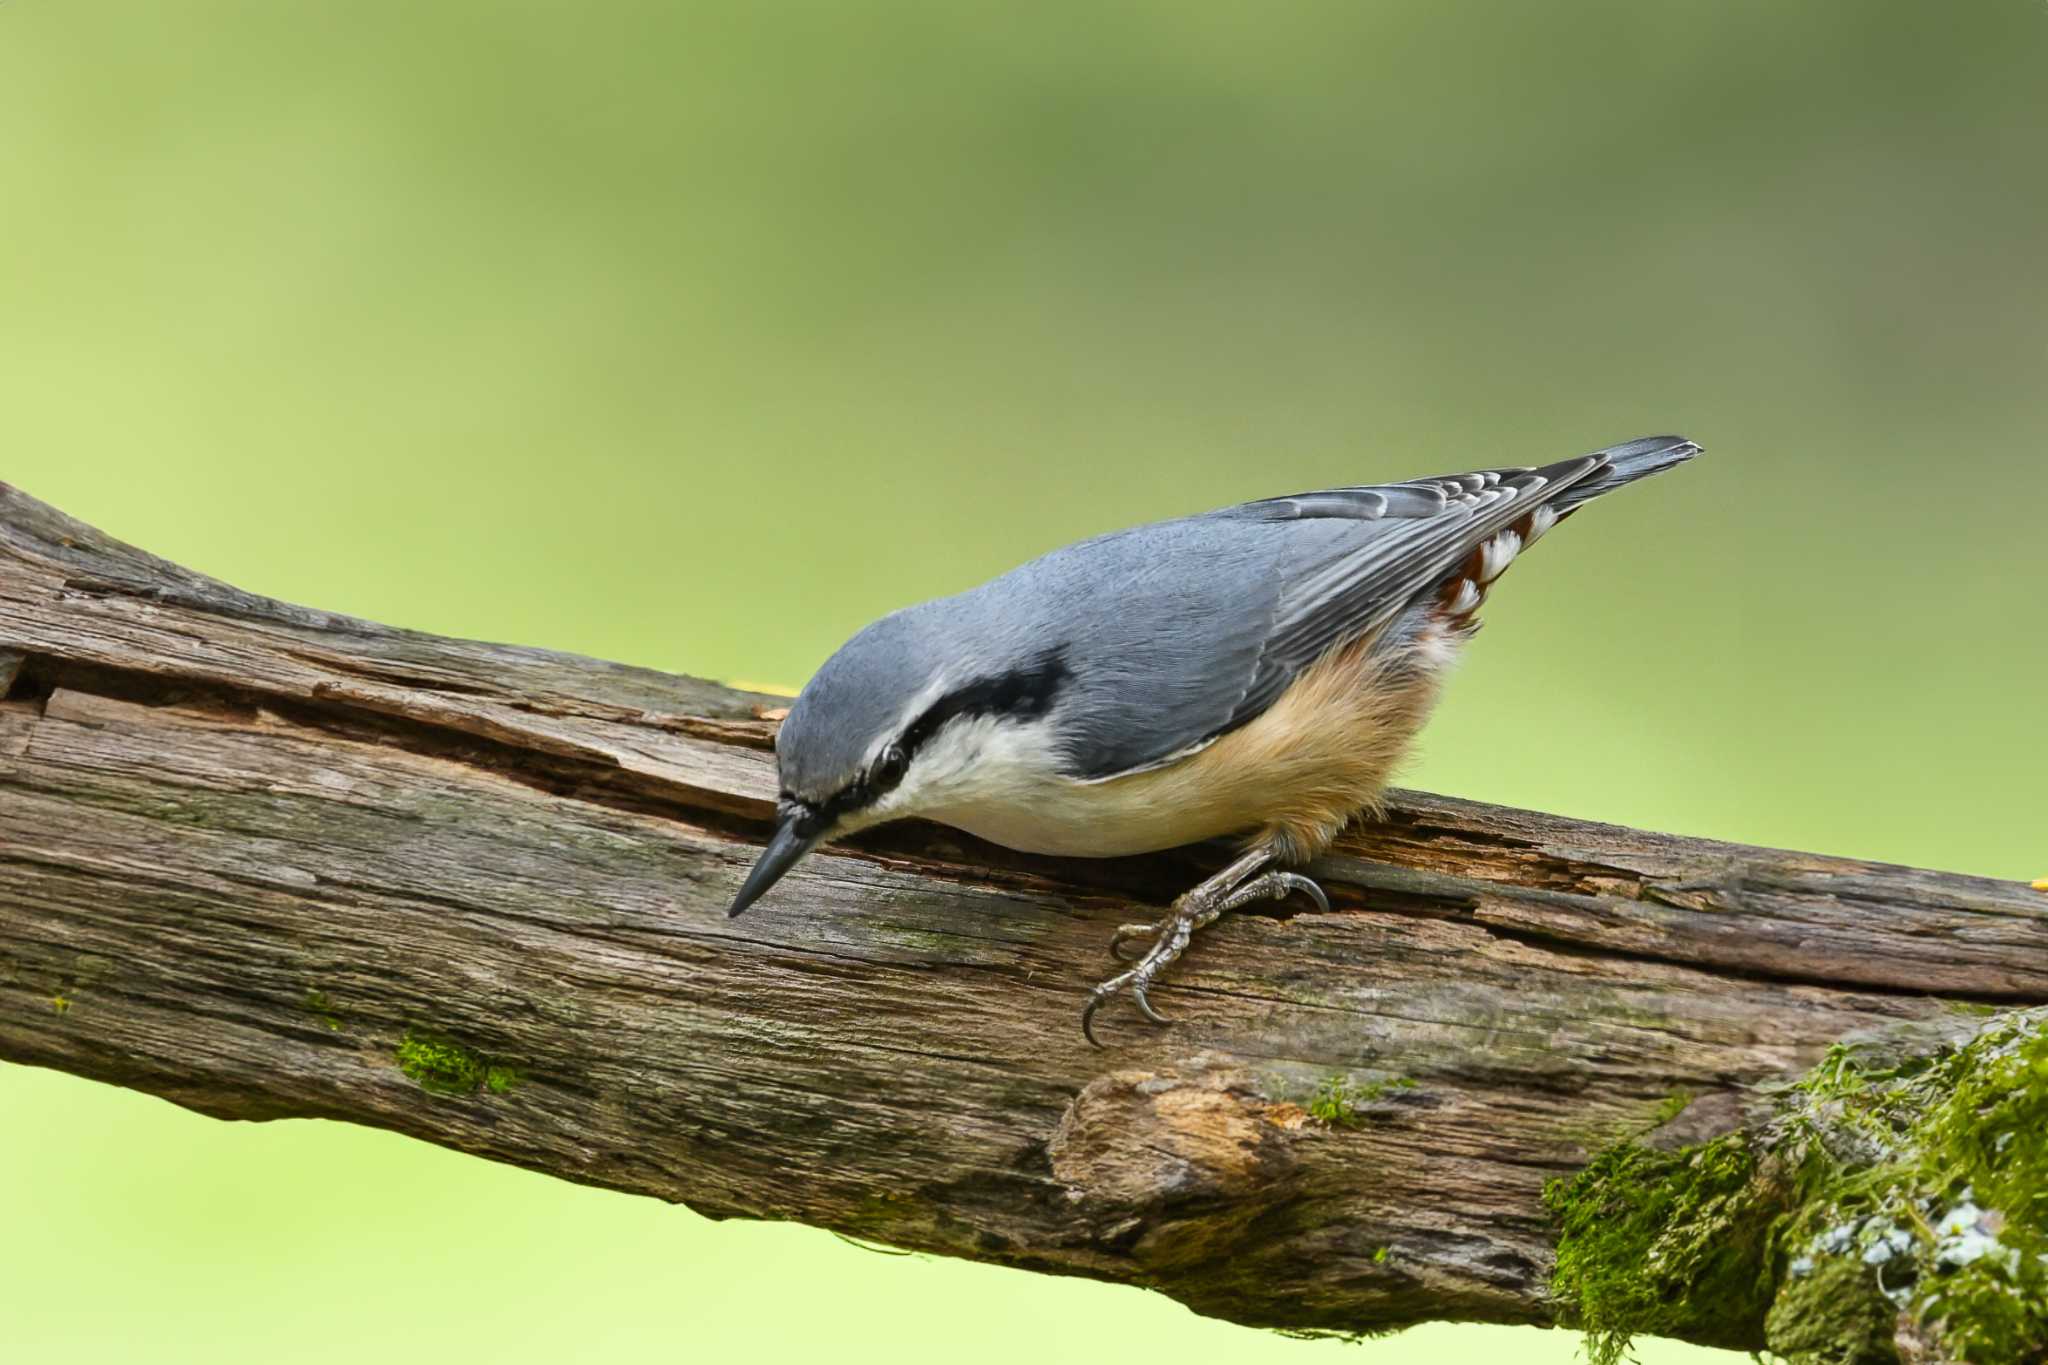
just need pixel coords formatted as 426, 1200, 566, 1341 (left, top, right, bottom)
835, 713, 1217, 859
844, 713, 1065, 835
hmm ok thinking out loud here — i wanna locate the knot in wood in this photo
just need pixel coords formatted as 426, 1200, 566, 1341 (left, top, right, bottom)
1048, 1060, 1305, 1268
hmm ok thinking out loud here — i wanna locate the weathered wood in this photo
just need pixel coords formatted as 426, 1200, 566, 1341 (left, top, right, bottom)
1, 480, 2041, 1349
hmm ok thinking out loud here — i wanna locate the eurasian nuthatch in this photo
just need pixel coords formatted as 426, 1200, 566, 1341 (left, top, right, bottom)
729, 436, 1700, 1042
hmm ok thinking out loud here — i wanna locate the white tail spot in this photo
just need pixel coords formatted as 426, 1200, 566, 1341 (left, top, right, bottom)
1478, 529, 1522, 584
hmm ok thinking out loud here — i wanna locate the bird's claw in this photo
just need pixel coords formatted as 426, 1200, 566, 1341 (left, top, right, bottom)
1225, 869, 1329, 914
1079, 979, 1121, 1047
1082, 920, 1189, 1046
1081, 867, 1329, 1046
1081, 961, 1179, 1047
1083, 970, 1173, 1046
1131, 983, 1169, 1024
1293, 873, 1331, 913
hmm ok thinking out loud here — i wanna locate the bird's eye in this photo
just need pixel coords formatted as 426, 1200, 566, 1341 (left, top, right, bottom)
871, 744, 909, 793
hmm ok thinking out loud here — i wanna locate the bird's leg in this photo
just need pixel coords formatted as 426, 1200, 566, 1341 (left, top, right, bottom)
1083, 848, 1329, 1046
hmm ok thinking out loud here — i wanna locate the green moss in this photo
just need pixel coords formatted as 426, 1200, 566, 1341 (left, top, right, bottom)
1307, 1074, 1415, 1127
1775, 1011, 2048, 1363
302, 990, 345, 1032
395, 1030, 521, 1096
1764, 1252, 1896, 1364
1545, 1133, 1785, 1363
1547, 1009, 2048, 1364
1648, 1091, 1693, 1127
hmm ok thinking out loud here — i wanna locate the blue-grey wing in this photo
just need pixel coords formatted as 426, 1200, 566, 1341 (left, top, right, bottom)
1212, 457, 1604, 727
1037, 436, 1695, 779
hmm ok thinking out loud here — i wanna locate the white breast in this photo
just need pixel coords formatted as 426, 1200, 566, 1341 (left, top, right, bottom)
847, 622, 1466, 862
929, 764, 1245, 858
848, 713, 1243, 858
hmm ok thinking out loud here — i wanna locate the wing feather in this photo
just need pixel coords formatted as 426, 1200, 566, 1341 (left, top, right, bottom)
1041, 437, 1696, 781
1215, 456, 1605, 729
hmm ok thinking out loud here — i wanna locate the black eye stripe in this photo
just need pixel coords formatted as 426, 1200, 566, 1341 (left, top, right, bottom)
805, 647, 1072, 825
898, 647, 1070, 758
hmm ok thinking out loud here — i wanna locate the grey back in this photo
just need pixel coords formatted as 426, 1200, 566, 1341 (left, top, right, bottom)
780, 436, 1697, 792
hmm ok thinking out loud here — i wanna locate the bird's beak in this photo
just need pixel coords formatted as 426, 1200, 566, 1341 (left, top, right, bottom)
727, 805, 825, 918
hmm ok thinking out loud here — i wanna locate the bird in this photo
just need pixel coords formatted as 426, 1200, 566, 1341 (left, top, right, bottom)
727, 435, 1700, 1043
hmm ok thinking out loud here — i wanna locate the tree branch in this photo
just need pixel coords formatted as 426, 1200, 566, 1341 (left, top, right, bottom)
2, 481, 2042, 1356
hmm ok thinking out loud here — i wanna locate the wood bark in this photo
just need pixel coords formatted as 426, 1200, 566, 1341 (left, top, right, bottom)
1, 480, 2041, 1349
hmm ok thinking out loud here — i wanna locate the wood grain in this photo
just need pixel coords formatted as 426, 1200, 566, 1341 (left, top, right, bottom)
1, 480, 2040, 1347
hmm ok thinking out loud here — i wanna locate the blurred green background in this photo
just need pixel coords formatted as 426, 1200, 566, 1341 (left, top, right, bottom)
3, 2, 2044, 1362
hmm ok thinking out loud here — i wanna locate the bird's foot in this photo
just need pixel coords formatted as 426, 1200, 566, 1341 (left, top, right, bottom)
1083, 865, 1327, 1046
1106, 872, 1329, 960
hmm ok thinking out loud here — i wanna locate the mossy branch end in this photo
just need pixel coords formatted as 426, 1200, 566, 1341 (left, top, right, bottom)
3, 479, 2046, 1347
1548, 1008, 2048, 1364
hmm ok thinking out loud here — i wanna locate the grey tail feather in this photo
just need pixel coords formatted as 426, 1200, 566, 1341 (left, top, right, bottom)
1550, 435, 1701, 513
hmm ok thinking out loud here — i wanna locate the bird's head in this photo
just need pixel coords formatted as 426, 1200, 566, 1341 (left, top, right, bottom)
726, 605, 1069, 918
